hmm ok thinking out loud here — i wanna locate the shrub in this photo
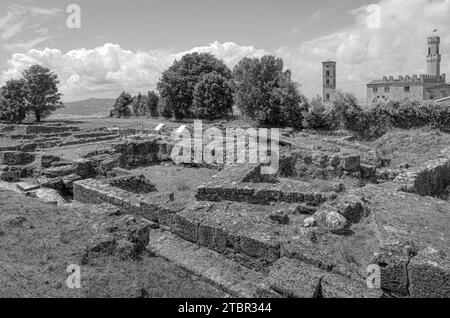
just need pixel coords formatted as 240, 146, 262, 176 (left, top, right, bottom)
233, 55, 306, 129
193, 73, 234, 120
420, 101, 450, 133
157, 52, 232, 120
302, 96, 337, 130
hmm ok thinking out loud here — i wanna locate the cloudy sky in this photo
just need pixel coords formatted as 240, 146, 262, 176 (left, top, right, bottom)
0, 0, 449, 102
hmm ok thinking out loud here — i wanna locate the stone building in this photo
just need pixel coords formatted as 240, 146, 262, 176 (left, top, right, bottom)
322, 60, 336, 103
367, 35, 450, 105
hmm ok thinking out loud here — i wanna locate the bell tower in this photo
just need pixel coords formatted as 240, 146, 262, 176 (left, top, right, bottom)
322, 60, 336, 103
427, 35, 441, 77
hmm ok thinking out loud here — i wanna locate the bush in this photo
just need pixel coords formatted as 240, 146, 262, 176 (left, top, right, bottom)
157, 52, 232, 120
374, 100, 428, 129
420, 101, 450, 133
193, 73, 234, 120
233, 55, 306, 129
302, 96, 337, 130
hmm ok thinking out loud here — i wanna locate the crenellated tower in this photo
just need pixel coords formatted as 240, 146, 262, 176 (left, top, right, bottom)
427, 35, 441, 77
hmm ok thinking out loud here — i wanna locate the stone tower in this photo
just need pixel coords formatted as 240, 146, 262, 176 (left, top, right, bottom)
322, 60, 336, 103
427, 35, 441, 77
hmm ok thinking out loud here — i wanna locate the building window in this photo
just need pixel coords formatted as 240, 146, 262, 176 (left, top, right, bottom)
428, 47, 431, 55
326, 70, 330, 77
326, 93, 330, 100
404, 86, 410, 93
385, 85, 390, 93
326, 79, 329, 85
430, 96, 434, 100
373, 87, 378, 93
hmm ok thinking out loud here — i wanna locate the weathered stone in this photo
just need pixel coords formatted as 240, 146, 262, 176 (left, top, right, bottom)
332, 182, 346, 193
342, 155, 360, 172
269, 211, 290, 225
336, 195, 366, 223
16, 182, 40, 192
27, 188, 66, 205
43, 165, 77, 178
266, 257, 324, 298
320, 273, 366, 298
0, 151, 35, 166
0, 171, 19, 182
62, 174, 82, 190
303, 216, 316, 227
408, 247, 450, 298
108, 175, 156, 194
41, 155, 61, 168
325, 211, 349, 234
360, 163, 377, 179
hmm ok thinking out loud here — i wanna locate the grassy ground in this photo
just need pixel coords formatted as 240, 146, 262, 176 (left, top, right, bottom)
132, 163, 218, 206
367, 127, 450, 168
0, 189, 226, 298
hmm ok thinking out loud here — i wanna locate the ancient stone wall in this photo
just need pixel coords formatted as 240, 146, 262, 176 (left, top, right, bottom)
0, 151, 35, 166
25, 125, 80, 134
73, 178, 178, 224
395, 147, 450, 197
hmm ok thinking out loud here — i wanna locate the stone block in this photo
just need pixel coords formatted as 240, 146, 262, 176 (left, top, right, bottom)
320, 273, 366, 298
266, 257, 324, 298
408, 247, 450, 298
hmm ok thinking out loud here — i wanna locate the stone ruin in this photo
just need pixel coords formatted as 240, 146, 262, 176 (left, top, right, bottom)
1, 122, 449, 298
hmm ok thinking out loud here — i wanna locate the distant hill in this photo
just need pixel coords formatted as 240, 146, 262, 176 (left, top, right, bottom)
51, 98, 115, 118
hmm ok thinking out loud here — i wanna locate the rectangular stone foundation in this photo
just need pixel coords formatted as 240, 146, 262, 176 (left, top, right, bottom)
73, 178, 179, 224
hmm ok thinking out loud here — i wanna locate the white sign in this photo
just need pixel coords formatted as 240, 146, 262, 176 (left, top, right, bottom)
154, 123, 165, 131
175, 125, 187, 134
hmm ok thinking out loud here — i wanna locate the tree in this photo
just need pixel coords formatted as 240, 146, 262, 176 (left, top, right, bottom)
110, 91, 133, 117
147, 90, 159, 117
158, 97, 172, 119
0, 79, 28, 123
22, 65, 63, 122
131, 92, 144, 116
233, 55, 306, 129
193, 73, 234, 120
157, 52, 232, 120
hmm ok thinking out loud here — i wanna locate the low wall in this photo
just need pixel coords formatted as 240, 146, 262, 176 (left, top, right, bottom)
395, 147, 450, 197
73, 177, 179, 224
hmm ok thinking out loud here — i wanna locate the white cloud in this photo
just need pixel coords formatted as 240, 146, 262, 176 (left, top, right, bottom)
1, 0, 449, 102
278, 0, 450, 101
1, 42, 267, 101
